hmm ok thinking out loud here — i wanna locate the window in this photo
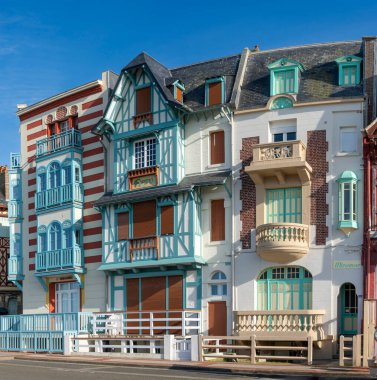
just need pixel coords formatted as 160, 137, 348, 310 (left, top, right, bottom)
211, 199, 225, 241
257, 267, 312, 310
136, 86, 151, 115
268, 59, 304, 96
160, 205, 174, 235
55, 282, 80, 314
62, 163, 72, 185
60, 120, 69, 133
134, 138, 156, 169
49, 222, 62, 251
270, 123, 297, 143
338, 171, 358, 234
336, 55, 362, 86
117, 212, 129, 240
210, 271, 227, 296
63, 226, 72, 249
266, 188, 302, 223
173, 80, 185, 103
210, 131, 225, 165
48, 162, 61, 189
205, 77, 225, 106
133, 200, 156, 238
340, 127, 357, 153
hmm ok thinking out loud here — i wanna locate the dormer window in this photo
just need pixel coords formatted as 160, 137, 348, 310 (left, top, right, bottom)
268, 59, 304, 96
205, 77, 225, 106
335, 55, 362, 86
173, 80, 185, 103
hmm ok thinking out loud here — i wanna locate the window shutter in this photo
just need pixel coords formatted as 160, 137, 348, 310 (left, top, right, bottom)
136, 87, 151, 115
208, 81, 222, 106
210, 131, 225, 165
117, 212, 129, 240
211, 199, 225, 241
160, 205, 174, 235
126, 278, 139, 311
49, 283, 56, 313
176, 87, 183, 103
133, 200, 156, 238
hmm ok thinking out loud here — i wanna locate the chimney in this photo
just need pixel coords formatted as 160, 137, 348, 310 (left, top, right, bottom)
363, 36, 377, 125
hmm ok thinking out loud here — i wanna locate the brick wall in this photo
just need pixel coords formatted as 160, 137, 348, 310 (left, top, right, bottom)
240, 137, 259, 249
306, 130, 328, 245
363, 37, 377, 125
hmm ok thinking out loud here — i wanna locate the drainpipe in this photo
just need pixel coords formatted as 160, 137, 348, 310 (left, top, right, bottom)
230, 111, 236, 332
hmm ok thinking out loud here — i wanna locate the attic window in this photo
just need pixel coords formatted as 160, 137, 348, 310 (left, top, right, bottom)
205, 77, 225, 106
136, 86, 151, 115
335, 55, 362, 86
268, 59, 304, 96
173, 80, 185, 103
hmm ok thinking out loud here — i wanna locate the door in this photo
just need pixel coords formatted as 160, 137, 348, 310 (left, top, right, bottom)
55, 282, 80, 314
208, 301, 227, 336
340, 283, 358, 335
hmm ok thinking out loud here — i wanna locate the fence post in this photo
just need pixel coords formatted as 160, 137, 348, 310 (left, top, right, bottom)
356, 334, 362, 367
199, 335, 203, 362
191, 335, 199, 361
250, 335, 256, 364
182, 311, 186, 336
63, 335, 72, 355
307, 336, 313, 365
363, 301, 369, 368
352, 335, 358, 367
150, 312, 154, 336
164, 334, 175, 360
339, 335, 344, 366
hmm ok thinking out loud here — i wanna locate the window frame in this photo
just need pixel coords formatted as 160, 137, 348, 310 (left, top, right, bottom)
336, 55, 362, 86
339, 127, 358, 154
133, 137, 157, 170
209, 130, 225, 166
135, 85, 152, 116
210, 271, 227, 297
173, 80, 185, 103
205, 77, 225, 107
338, 171, 359, 232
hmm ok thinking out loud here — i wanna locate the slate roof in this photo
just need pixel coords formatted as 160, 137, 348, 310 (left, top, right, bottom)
122, 52, 241, 112
94, 170, 231, 207
238, 41, 364, 110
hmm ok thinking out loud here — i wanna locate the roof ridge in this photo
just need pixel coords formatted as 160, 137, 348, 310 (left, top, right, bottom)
248, 40, 361, 56
170, 53, 241, 71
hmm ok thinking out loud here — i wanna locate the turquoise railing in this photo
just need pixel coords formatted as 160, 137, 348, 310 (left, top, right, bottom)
35, 183, 83, 210
8, 257, 23, 279
36, 129, 82, 157
36, 246, 83, 272
0, 312, 93, 353
10, 153, 21, 169
8, 200, 22, 219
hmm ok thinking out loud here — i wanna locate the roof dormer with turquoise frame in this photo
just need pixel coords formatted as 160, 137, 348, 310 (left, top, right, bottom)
93, 53, 189, 194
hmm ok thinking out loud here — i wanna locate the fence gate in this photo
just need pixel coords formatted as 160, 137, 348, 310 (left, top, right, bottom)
175, 338, 191, 360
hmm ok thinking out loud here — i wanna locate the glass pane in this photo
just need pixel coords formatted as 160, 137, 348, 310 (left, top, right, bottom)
353, 183, 357, 221
134, 141, 145, 169
211, 285, 218, 296
146, 138, 156, 167
287, 132, 296, 141
341, 129, 356, 152
273, 133, 284, 142
222, 284, 227, 295
343, 183, 351, 220
285, 70, 295, 92
60, 121, 69, 133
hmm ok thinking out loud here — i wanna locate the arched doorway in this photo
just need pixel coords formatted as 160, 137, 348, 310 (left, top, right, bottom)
257, 266, 312, 310
339, 283, 358, 335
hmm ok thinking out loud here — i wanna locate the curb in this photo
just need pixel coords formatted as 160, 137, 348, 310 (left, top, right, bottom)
12, 355, 372, 378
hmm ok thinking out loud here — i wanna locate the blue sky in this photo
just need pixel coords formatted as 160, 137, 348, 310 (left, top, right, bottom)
0, 0, 376, 164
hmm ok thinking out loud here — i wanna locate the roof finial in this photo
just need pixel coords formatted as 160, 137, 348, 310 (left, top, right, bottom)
252, 44, 260, 52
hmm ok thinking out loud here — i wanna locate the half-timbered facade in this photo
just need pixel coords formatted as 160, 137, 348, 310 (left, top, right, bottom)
93, 53, 238, 334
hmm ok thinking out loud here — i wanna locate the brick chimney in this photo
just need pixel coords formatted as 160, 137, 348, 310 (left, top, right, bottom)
363, 36, 377, 125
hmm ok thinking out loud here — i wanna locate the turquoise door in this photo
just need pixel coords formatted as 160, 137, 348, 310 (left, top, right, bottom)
266, 188, 302, 223
340, 283, 358, 335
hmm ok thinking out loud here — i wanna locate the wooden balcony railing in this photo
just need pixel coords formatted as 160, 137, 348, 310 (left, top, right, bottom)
234, 310, 325, 341
129, 236, 158, 262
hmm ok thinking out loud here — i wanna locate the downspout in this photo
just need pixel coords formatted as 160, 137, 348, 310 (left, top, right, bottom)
230, 111, 236, 332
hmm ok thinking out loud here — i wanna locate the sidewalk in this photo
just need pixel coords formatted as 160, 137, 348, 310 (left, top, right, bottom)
7, 353, 373, 378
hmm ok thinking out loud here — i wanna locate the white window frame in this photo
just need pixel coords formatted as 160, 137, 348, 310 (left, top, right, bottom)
269, 125, 297, 143
340, 127, 358, 154
134, 137, 157, 169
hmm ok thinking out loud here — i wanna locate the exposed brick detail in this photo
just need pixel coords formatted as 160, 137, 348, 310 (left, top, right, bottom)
83, 227, 102, 236
26, 119, 42, 130
78, 110, 103, 123
240, 137, 259, 249
83, 147, 103, 158
56, 106, 67, 120
84, 241, 102, 250
83, 172, 104, 183
29, 264, 35, 271
83, 159, 104, 171
27, 129, 46, 142
84, 255, 102, 264
82, 98, 103, 110
363, 37, 377, 124
84, 185, 104, 196
83, 213, 102, 223
306, 130, 329, 245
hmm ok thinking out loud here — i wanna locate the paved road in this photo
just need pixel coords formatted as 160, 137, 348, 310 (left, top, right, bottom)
0, 359, 369, 380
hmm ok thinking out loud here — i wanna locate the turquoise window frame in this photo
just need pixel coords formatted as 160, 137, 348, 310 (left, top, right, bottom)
257, 267, 312, 311
335, 55, 362, 86
266, 188, 302, 223
173, 80, 185, 102
338, 171, 358, 231
268, 59, 304, 96
205, 76, 226, 106
47, 161, 61, 189
48, 221, 62, 251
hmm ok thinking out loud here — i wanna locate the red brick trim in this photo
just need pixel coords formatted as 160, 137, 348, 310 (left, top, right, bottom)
29, 238, 37, 246
26, 119, 42, 130
27, 129, 46, 142
307, 130, 329, 245
82, 135, 100, 146
83, 147, 103, 158
29, 215, 36, 222
29, 264, 35, 271
240, 137, 259, 249
84, 241, 102, 250
80, 124, 96, 134
83, 213, 102, 223
84, 186, 104, 196
83, 159, 104, 171
82, 98, 103, 110
29, 226, 37, 234
83, 227, 102, 236
29, 251, 36, 259
28, 167, 36, 174
19, 85, 102, 122
84, 255, 102, 264
28, 178, 36, 186
27, 144, 36, 152
83, 173, 104, 183
78, 110, 103, 123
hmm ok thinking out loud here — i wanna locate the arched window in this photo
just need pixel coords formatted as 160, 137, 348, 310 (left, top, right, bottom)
210, 271, 227, 296
62, 221, 72, 249
48, 162, 61, 189
257, 266, 312, 310
338, 171, 358, 236
49, 222, 62, 251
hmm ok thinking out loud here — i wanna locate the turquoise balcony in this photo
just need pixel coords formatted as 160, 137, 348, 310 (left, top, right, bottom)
35, 183, 83, 211
36, 246, 84, 273
8, 200, 22, 219
8, 257, 24, 280
36, 129, 81, 158
10, 153, 21, 170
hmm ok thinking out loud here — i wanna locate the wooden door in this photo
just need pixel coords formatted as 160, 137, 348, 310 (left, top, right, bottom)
208, 301, 227, 336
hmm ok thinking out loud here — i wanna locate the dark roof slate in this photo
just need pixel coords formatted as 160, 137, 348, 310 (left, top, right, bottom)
94, 170, 231, 207
238, 41, 364, 110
